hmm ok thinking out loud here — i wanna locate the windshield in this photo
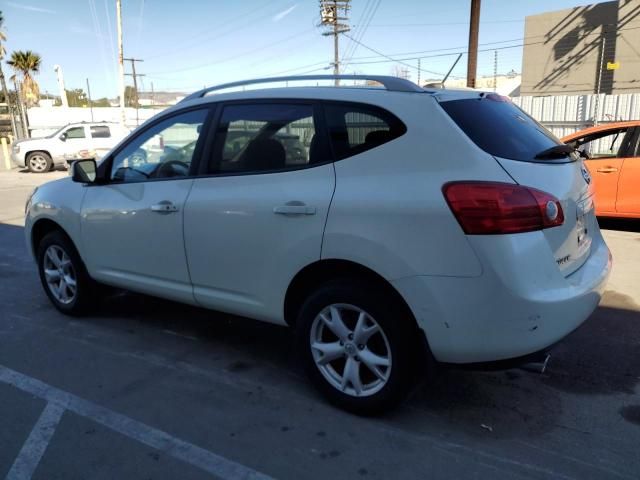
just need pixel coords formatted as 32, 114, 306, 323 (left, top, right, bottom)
46, 125, 68, 138
439, 94, 572, 162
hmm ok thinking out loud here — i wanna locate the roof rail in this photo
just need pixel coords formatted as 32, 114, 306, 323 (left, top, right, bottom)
179, 74, 424, 103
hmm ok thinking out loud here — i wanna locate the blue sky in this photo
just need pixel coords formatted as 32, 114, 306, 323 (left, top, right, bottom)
0, 0, 611, 98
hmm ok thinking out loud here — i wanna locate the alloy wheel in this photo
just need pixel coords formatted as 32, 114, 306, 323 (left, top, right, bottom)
29, 154, 49, 172
43, 245, 77, 305
310, 303, 392, 397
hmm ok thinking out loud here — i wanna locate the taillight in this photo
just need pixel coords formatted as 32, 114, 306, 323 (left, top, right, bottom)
443, 181, 564, 234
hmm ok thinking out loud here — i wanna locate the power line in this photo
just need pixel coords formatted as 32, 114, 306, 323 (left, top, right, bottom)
340, 0, 373, 64
342, 23, 640, 63
367, 19, 523, 27
147, 28, 315, 75
265, 60, 333, 77
342, 32, 446, 76
144, 0, 287, 61
342, 0, 382, 68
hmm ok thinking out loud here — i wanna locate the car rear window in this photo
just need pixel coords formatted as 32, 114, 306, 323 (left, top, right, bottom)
439, 95, 567, 162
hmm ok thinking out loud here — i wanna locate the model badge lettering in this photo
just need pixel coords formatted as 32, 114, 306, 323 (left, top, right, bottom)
556, 254, 571, 265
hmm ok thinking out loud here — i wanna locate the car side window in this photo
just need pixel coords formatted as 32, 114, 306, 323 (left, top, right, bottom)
575, 128, 631, 159
65, 127, 86, 139
210, 103, 325, 174
631, 128, 640, 157
324, 103, 406, 160
90, 125, 111, 138
110, 109, 208, 183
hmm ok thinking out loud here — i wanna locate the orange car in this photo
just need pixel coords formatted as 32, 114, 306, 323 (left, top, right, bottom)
562, 121, 640, 218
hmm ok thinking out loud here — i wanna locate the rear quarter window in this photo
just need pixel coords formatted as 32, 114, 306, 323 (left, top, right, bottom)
439, 95, 564, 162
90, 125, 111, 138
324, 103, 406, 160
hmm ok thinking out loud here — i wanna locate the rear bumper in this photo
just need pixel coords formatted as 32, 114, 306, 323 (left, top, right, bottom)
392, 231, 611, 364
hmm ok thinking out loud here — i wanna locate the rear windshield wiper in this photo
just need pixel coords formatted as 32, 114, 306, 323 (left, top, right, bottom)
534, 144, 574, 160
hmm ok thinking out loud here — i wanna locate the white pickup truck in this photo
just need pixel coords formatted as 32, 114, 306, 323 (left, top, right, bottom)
11, 122, 130, 173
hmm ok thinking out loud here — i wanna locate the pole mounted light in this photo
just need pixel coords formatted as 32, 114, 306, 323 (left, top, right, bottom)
53, 65, 68, 108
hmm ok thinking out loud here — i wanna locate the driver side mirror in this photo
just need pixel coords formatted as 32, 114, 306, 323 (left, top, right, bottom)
60, 132, 67, 142
72, 159, 97, 184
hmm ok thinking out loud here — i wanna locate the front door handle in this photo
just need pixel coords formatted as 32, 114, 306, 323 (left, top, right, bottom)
150, 201, 179, 213
273, 201, 316, 216
596, 167, 618, 173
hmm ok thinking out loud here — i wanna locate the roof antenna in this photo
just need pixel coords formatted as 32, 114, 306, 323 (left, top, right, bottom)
441, 53, 463, 89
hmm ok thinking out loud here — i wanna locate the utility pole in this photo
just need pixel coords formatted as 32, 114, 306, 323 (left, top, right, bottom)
319, 0, 350, 86
116, 0, 126, 126
86, 78, 94, 122
124, 59, 144, 125
466, 0, 481, 88
124, 58, 145, 126
493, 50, 498, 92
417, 58, 421, 87
594, 33, 606, 126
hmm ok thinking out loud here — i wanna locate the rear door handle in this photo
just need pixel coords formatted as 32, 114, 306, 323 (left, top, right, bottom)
150, 201, 179, 213
596, 167, 618, 173
273, 202, 316, 216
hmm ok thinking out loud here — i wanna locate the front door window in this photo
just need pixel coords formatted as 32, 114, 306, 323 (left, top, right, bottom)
110, 109, 207, 182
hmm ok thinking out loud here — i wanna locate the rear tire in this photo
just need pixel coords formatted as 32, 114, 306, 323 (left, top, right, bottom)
37, 230, 95, 315
27, 151, 52, 173
296, 279, 417, 415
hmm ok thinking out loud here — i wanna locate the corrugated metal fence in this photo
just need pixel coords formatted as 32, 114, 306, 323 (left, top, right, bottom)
512, 93, 640, 138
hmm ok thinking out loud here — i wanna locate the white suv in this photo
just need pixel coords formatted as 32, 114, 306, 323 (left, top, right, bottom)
25, 75, 611, 413
12, 121, 130, 173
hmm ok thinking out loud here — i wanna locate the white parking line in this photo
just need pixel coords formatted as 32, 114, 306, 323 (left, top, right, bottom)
0, 365, 274, 480
5, 403, 64, 480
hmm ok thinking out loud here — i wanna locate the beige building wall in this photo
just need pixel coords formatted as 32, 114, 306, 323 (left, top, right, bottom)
521, 0, 640, 96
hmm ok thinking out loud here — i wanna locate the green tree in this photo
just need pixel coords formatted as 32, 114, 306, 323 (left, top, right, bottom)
7, 50, 42, 107
124, 85, 136, 107
93, 97, 110, 107
65, 88, 88, 107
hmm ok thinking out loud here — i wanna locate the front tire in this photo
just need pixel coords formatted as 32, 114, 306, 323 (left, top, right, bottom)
37, 230, 95, 315
297, 279, 417, 415
27, 151, 53, 173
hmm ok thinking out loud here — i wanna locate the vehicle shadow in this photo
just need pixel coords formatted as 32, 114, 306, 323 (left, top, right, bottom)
403, 297, 640, 437
16, 166, 68, 174
88, 286, 640, 439
598, 217, 640, 233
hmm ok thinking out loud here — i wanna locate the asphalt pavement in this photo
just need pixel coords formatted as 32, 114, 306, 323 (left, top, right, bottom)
1, 169, 639, 480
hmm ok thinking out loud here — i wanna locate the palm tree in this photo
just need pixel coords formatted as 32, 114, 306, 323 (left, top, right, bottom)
0, 11, 17, 138
7, 49, 41, 107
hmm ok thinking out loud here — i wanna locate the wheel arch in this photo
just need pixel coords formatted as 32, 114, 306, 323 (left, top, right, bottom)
31, 218, 73, 258
25, 150, 52, 160
284, 258, 416, 329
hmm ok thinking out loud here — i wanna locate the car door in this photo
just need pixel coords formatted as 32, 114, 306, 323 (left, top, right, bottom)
577, 127, 632, 215
615, 127, 640, 216
58, 125, 90, 161
80, 108, 211, 303
184, 101, 335, 323
88, 124, 114, 157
